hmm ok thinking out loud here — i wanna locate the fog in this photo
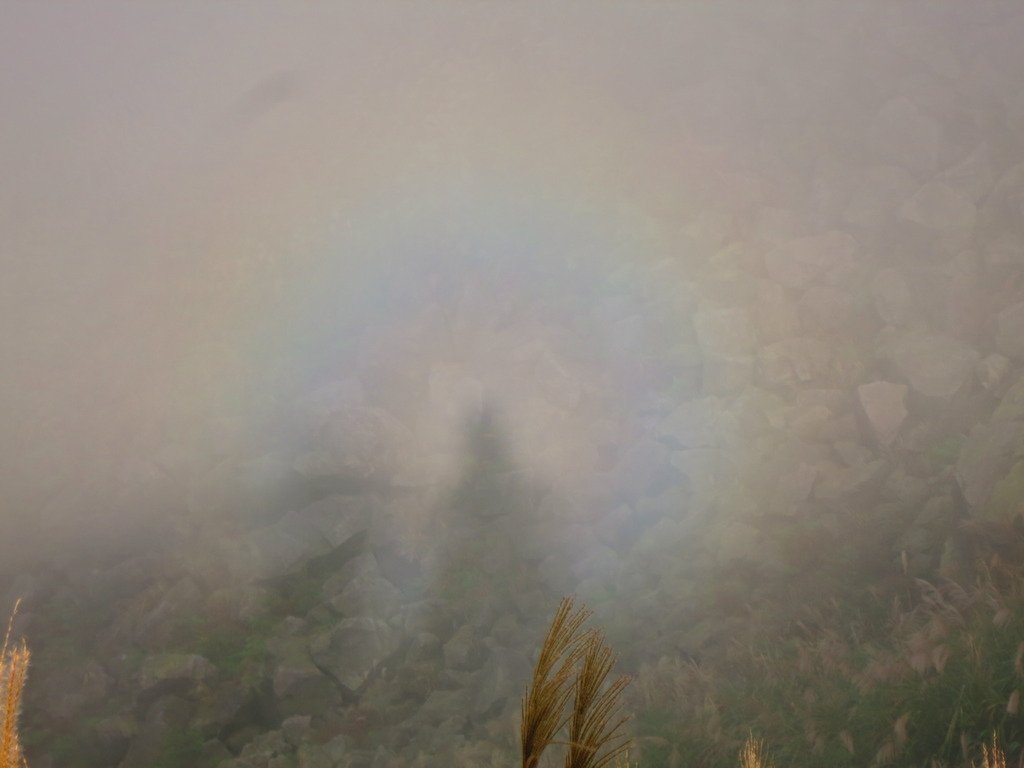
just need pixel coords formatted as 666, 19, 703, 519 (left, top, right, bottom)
4, 3, 1024, 766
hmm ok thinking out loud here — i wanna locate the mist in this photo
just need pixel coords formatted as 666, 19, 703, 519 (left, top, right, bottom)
4, 2, 1024, 766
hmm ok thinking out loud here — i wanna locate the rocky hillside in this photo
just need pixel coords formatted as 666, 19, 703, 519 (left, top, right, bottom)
5, 3, 1024, 767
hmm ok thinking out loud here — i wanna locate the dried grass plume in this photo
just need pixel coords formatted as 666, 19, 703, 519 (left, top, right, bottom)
521, 596, 633, 768
0, 599, 29, 768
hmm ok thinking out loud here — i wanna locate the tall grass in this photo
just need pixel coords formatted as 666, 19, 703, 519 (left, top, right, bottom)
624, 552, 1024, 768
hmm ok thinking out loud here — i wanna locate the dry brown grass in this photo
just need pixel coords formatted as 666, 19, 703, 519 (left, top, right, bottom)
0, 600, 29, 768
739, 735, 773, 768
978, 735, 1007, 768
521, 597, 633, 768
563, 631, 631, 768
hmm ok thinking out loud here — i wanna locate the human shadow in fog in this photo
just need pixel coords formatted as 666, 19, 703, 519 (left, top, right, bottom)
427, 402, 565, 631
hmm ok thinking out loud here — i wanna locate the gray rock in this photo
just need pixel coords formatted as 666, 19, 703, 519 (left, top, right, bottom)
532, 349, 582, 410
328, 573, 401, 619
800, 286, 860, 336
843, 165, 918, 229
898, 496, 957, 576
984, 161, 1024, 234
135, 576, 204, 649
294, 405, 414, 485
996, 302, 1024, 359
469, 646, 530, 717
788, 405, 834, 441
428, 364, 485, 424
993, 376, 1024, 424
977, 353, 1012, 394
869, 96, 941, 173
197, 739, 232, 768
118, 695, 192, 768
293, 493, 376, 549
957, 418, 1024, 511
939, 143, 995, 204
883, 468, 930, 507
693, 306, 757, 356
137, 653, 216, 702
191, 679, 255, 737
871, 268, 916, 326
227, 515, 331, 583
881, 330, 980, 399
91, 714, 138, 766
297, 737, 349, 768
755, 280, 802, 342
833, 440, 876, 468
758, 338, 833, 387
610, 438, 670, 500
900, 181, 977, 248
443, 623, 487, 671
751, 206, 805, 245
701, 352, 754, 395
297, 378, 366, 428
271, 648, 340, 717
857, 381, 909, 446
814, 460, 888, 501
764, 231, 858, 289
309, 617, 399, 693
237, 729, 292, 765
773, 463, 819, 508
671, 449, 729, 501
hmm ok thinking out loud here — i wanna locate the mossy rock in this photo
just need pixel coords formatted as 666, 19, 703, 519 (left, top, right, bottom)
986, 459, 1024, 522
993, 376, 1024, 424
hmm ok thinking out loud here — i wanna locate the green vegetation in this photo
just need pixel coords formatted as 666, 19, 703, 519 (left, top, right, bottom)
626, 556, 1024, 767
151, 727, 206, 768
193, 617, 273, 686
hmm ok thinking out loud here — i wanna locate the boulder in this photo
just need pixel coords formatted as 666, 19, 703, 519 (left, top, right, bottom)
327, 573, 401, 619
758, 338, 833, 387
869, 96, 941, 173
226, 516, 332, 583
693, 306, 757, 356
293, 405, 414, 487
800, 286, 863, 337
755, 280, 802, 342
308, 617, 399, 694
977, 354, 1012, 394
442, 623, 487, 672
996, 302, 1024, 359
610, 438, 671, 500
857, 381, 909, 446
701, 353, 754, 395
939, 142, 995, 204
118, 695, 192, 768
814, 460, 888, 501
137, 653, 216, 703
843, 165, 918, 230
871, 268, 915, 326
428, 364, 485, 425
764, 231, 858, 289
881, 330, 979, 399
900, 181, 977, 248
134, 576, 204, 649
956, 377, 1024, 511
957, 418, 1024, 513
90, 714, 137, 767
